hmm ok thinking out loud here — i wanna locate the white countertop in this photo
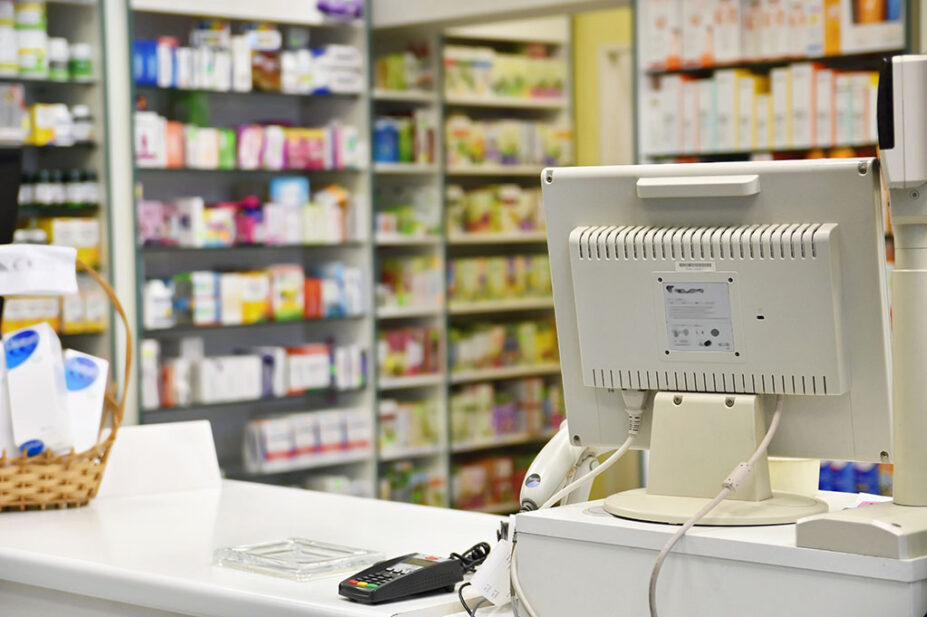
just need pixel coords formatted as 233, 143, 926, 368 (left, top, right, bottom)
0, 481, 503, 617
517, 494, 927, 583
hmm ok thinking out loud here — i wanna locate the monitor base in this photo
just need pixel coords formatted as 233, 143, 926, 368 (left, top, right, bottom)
604, 488, 828, 526
797, 501, 927, 559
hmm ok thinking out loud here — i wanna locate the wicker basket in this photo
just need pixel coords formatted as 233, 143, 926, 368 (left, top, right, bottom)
0, 258, 132, 511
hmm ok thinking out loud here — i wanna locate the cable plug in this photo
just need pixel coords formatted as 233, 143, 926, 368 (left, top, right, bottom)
621, 390, 651, 436
723, 461, 754, 491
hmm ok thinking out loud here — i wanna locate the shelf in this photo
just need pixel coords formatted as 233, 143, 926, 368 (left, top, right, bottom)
374, 89, 437, 104
647, 144, 878, 160
448, 297, 553, 316
444, 94, 568, 110
446, 165, 543, 178
450, 363, 561, 385
143, 386, 365, 415
465, 501, 522, 514
645, 49, 906, 77
0, 75, 97, 86
135, 166, 365, 174
451, 430, 558, 454
376, 234, 442, 247
444, 25, 567, 46
376, 305, 444, 319
379, 444, 446, 462
140, 241, 365, 255
374, 162, 439, 175
244, 449, 372, 476
130, 0, 363, 28
143, 314, 364, 336
18, 205, 99, 218
136, 84, 360, 99
378, 373, 445, 391
23, 141, 97, 150
448, 231, 548, 245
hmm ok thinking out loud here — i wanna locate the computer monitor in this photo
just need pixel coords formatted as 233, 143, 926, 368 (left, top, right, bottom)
542, 158, 892, 525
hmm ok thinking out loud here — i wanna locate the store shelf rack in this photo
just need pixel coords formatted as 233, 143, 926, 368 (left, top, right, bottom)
128, 0, 376, 498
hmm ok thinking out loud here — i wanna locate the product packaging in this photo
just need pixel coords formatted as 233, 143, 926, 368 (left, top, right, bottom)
0, 1, 16, 77
241, 271, 271, 323
63, 349, 107, 453
251, 346, 287, 398
0, 348, 16, 458
270, 176, 310, 207
140, 339, 160, 411
4, 322, 70, 455
237, 125, 264, 169
269, 265, 305, 321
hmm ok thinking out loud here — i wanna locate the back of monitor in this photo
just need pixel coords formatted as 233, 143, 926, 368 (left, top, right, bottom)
542, 159, 891, 463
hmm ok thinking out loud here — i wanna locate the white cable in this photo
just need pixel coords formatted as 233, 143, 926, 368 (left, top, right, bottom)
648, 396, 784, 617
539, 434, 634, 510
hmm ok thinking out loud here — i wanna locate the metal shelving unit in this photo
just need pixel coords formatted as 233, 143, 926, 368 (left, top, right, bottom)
9, 0, 114, 363
128, 0, 375, 496
370, 27, 448, 507
437, 17, 571, 515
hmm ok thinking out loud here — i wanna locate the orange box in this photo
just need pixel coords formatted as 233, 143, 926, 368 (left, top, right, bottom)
165, 121, 185, 168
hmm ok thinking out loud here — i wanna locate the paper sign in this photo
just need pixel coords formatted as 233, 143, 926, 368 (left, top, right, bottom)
850, 493, 893, 509
469, 538, 513, 606
0, 245, 78, 296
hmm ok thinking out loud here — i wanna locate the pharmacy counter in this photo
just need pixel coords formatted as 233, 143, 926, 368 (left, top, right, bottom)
0, 480, 503, 617
0, 423, 504, 617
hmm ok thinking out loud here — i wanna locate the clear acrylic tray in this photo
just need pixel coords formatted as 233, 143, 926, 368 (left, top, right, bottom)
214, 538, 384, 581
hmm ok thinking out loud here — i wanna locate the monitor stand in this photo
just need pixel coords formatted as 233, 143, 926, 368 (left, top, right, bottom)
604, 392, 828, 526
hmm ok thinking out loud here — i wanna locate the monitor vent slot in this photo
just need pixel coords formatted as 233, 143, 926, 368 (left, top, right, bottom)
574, 223, 825, 262
592, 369, 829, 395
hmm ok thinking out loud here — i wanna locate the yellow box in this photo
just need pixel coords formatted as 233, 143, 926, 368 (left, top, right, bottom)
38, 218, 101, 267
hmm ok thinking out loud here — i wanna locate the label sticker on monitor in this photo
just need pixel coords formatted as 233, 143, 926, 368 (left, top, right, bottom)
663, 282, 735, 352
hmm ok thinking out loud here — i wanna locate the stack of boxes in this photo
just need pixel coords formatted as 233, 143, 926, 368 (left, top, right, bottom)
2, 275, 106, 336
647, 64, 879, 155
134, 113, 364, 171
448, 319, 559, 374
137, 182, 365, 248
378, 399, 442, 457
642, 0, 903, 157
134, 21, 364, 95
143, 262, 364, 330
141, 338, 367, 410
244, 407, 373, 474
377, 256, 443, 312
378, 327, 443, 379
445, 116, 573, 168
643, 0, 904, 71
450, 378, 564, 446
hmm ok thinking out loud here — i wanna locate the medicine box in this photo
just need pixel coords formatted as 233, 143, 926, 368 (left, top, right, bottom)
4, 322, 70, 455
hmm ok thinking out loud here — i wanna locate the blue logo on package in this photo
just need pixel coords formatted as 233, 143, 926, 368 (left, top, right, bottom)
65, 356, 99, 391
19, 439, 44, 457
5, 330, 39, 369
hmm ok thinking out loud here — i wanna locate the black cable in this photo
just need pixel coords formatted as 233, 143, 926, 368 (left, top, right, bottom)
453, 543, 493, 617
457, 582, 490, 617
449, 541, 491, 573
458, 582, 477, 617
